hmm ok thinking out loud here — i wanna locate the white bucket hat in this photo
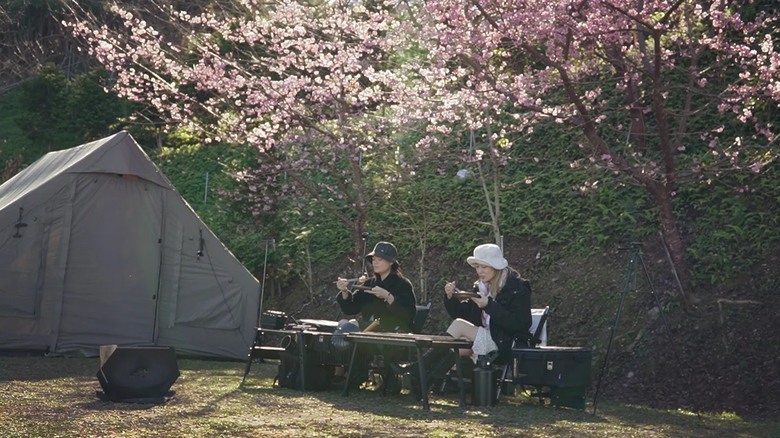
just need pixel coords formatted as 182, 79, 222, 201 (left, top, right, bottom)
466, 244, 508, 270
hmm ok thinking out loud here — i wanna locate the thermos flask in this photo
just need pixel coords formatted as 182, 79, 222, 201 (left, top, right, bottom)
472, 355, 497, 406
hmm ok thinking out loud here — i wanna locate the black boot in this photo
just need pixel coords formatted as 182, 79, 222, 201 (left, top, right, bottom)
429, 348, 457, 379
391, 332, 453, 373
391, 346, 455, 399
427, 348, 457, 395
390, 345, 449, 376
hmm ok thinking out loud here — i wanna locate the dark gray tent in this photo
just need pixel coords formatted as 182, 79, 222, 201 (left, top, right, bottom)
0, 131, 259, 359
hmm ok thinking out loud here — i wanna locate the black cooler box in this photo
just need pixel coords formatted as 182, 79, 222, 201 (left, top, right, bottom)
512, 346, 592, 409
260, 310, 287, 329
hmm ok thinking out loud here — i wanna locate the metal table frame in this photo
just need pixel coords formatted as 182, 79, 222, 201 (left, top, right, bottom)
341, 332, 472, 411
241, 327, 334, 389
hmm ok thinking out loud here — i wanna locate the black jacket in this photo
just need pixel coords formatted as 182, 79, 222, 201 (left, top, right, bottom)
444, 271, 532, 362
336, 272, 417, 333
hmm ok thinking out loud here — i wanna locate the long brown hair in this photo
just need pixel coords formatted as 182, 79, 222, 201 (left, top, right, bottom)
372, 263, 405, 280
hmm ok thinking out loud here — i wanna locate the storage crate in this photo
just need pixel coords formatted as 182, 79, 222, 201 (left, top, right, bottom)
511, 346, 591, 409
260, 310, 287, 329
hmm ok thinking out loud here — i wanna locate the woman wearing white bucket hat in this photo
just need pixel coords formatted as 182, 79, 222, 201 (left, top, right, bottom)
444, 243, 532, 364
394, 243, 531, 398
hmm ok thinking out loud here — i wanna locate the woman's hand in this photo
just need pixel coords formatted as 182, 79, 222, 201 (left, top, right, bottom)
336, 277, 350, 299
444, 281, 457, 299
472, 294, 489, 309
369, 286, 393, 303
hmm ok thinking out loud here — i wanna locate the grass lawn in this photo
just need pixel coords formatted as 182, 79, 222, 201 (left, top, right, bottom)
0, 355, 776, 437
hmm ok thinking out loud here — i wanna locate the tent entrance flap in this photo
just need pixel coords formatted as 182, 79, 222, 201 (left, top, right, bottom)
0, 206, 45, 318
161, 216, 243, 331
55, 174, 163, 351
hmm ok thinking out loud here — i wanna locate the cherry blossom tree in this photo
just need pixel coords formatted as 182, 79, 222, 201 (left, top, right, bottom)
402, 0, 780, 304
66, 0, 780, 301
66, 0, 413, 265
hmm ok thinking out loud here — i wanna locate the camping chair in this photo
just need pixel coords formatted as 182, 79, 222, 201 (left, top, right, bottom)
438, 306, 550, 403
412, 302, 432, 334
404, 302, 432, 363
495, 306, 550, 402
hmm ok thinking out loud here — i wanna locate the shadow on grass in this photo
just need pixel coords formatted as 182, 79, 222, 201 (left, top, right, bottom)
76, 397, 162, 411
238, 372, 778, 437
0, 354, 100, 381
588, 401, 780, 437
2, 356, 777, 437
239, 375, 599, 427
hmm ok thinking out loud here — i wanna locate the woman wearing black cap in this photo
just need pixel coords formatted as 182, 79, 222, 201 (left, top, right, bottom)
335, 241, 417, 333
333, 241, 417, 391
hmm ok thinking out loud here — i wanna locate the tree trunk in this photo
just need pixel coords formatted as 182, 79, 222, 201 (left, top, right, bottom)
477, 126, 502, 245
418, 235, 427, 303
650, 183, 697, 307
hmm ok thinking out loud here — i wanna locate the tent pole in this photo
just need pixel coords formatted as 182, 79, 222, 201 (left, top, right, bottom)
257, 239, 275, 323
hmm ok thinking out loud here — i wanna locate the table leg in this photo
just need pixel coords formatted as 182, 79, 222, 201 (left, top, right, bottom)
454, 347, 465, 407
240, 330, 261, 386
297, 331, 306, 392
378, 346, 387, 397
342, 342, 358, 397
415, 347, 430, 411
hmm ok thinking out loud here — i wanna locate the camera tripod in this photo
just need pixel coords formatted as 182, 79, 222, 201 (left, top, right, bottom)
591, 242, 684, 415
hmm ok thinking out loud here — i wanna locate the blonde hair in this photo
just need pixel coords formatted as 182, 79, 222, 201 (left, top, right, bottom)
487, 267, 519, 297
487, 268, 505, 298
